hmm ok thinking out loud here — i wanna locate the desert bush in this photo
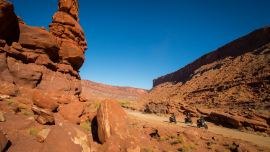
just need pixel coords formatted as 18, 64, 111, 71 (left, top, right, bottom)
29, 128, 39, 136
80, 119, 91, 131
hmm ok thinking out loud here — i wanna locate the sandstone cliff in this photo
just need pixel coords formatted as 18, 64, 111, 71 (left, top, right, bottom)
144, 26, 270, 133
0, 0, 87, 100
153, 27, 270, 87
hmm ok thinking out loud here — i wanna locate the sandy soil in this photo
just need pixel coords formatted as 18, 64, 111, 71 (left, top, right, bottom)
126, 110, 270, 149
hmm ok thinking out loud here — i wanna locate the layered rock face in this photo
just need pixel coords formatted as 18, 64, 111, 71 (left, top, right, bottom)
0, 0, 87, 98
50, 0, 87, 71
153, 27, 270, 87
81, 80, 147, 102
0, 1, 92, 151
0, 0, 88, 127
144, 27, 270, 133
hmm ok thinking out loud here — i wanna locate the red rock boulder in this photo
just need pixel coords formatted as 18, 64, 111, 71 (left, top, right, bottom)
41, 121, 91, 152
32, 105, 55, 125
59, 101, 84, 124
32, 90, 59, 112
96, 99, 129, 144
18, 23, 59, 54
7, 57, 43, 88
209, 112, 242, 128
59, 40, 84, 70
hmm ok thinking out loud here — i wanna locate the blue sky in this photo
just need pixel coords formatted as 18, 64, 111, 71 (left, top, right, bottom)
10, 0, 270, 89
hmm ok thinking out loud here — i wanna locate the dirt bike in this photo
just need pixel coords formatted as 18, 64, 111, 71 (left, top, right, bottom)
184, 117, 193, 124
169, 116, 177, 123
197, 119, 208, 129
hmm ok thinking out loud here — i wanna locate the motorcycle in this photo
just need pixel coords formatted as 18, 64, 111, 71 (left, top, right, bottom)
197, 119, 208, 129
169, 115, 177, 123
184, 117, 193, 124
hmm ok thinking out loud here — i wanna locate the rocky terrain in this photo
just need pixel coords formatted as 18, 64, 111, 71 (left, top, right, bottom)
0, 0, 269, 152
81, 80, 147, 104
143, 26, 270, 134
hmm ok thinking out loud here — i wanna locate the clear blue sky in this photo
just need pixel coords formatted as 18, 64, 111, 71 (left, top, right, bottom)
10, 0, 270, 89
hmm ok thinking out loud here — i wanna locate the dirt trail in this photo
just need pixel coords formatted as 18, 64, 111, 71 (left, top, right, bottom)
126, 110, 270, 149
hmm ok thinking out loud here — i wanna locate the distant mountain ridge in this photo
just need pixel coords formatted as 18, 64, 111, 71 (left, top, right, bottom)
142, 26, 270, 132
81, 80, 147, 102
153, 26, 270, 87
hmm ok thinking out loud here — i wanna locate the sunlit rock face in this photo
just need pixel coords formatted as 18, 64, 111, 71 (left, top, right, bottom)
0, 0, 87, 99
50, 0, 87, 71
144, 26, 270, 133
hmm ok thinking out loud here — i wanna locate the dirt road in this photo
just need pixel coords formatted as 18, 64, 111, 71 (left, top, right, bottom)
126, 110, 270, 149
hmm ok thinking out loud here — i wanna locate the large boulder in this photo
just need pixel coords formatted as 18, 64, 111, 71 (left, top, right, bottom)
209, 112, 242, 128
32, 90, 59, 112
208, 111, 269, 132
96, 99, 129, 144
41, 121, 91, 152
7, 57, 43, 88
59, 40, 84, 70
18, 23, 59, 54
32, 105, 55, 125
59, 101, 84, 124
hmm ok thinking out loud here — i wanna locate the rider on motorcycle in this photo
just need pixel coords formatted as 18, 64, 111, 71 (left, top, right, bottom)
169, 113, 177, 123
197, 116, 208, 129
184, 111, 192, 124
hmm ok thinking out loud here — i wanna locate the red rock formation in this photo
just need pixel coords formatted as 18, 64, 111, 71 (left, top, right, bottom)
144, 26, 270, 133
0, 0, 87, 127
0, 0, 86, 96
59, 101, 84, 124
153, 27, 270, 87
96, 99, 129, 143
50, 0, 87, 70
96, 99, 142, 151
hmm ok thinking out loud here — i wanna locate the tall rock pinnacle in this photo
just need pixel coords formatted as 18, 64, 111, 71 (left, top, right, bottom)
50, 0, 87, 70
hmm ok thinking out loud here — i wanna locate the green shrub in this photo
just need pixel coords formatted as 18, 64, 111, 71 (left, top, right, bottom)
178, 143, 197, 152
119, 100, 131, 108
6, 99, 14, 105
29, 128, 39, 136
94, 101, 101, 109
158, 137, 167, 142
176, 135, 184, 144
21, 109, 34, 116
80, 120, 91, 131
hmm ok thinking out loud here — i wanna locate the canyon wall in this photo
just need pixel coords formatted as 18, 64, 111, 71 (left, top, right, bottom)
144, 27, 270, 133
153, 27, 270, 87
